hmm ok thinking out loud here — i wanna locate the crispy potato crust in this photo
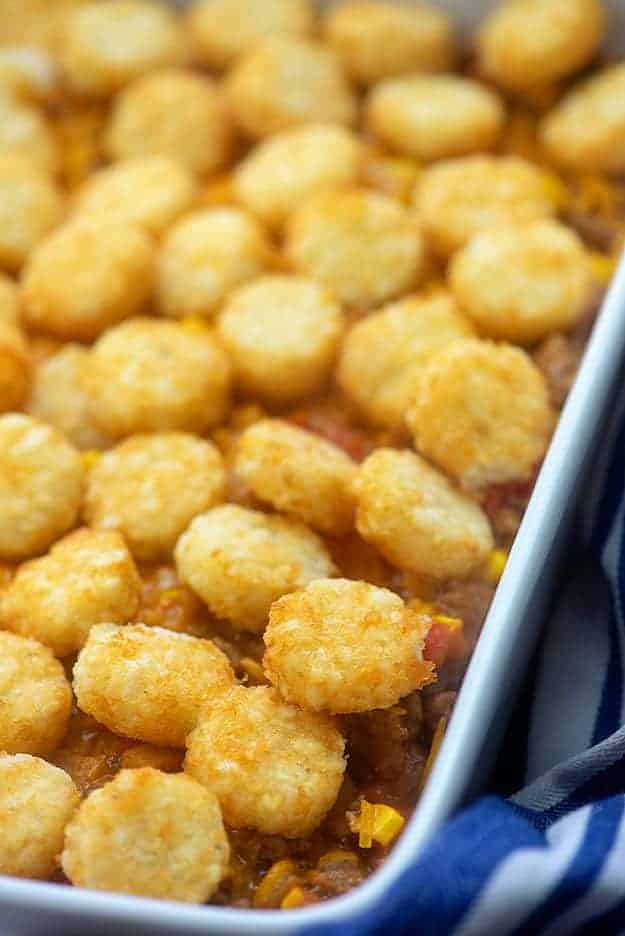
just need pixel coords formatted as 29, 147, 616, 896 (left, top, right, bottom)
0, 630, 72, 754
175, 504, 335, 633
75, 155, 196, 236
477, 0, 605, 92
188, 0, 314, 69
62, 768, 229, 902
354, 448, 494, 579
0, 528, 140, 656
540, 64, 625, 175
218, 275, 344, 404
413, 155, 556, 258
264, 578, 435, 713
86, 318, 231, 438
235, 419, 357, 535
73, 623, 235, 748
337, 290, 474, 432
449, 220, 594, 344
21, 218, 154, 341
366, 74, 504, 162
185, 685, 345, 837
0, 754, 79, 879
0, 413, 83, 560
106, 68, 232, 175
225, 37, 356, 140
157, 208, 271, 320
84, 433, 226, 560
407, 339, 555, 489
287, 188, 424, 308
0, 155, 62, 273
324, 0, 454, 85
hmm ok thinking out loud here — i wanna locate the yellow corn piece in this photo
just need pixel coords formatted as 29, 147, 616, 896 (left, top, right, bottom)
240, 656, 267, 685
281, 887, 307, 910
371, 804, 405, 847
487, 548, 508, 584
317, 849, 359, 869
433, 613, 463, 633
587, 251, 617, 285
252, 859, 297, 908
81, 449, 101, 471
418, 716, 447, 796
181, 315, 209, 334
351, 799, 375, 848
541, 172, 570, 212
408, 597, 435, 616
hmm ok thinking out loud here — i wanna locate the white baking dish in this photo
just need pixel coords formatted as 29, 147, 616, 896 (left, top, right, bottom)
2, 2, 625, 934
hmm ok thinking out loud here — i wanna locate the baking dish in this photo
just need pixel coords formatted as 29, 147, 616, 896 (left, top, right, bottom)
2, 1, 625, 933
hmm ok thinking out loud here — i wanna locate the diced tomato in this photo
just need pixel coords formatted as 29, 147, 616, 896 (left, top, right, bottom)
423, 619, 467, 669
289, 406, 374, 462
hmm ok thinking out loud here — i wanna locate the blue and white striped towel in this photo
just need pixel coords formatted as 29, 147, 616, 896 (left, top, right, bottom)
303, 386, 625, 936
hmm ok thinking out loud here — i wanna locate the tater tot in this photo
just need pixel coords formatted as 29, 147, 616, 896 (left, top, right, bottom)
187, 0, 314, 69
84, 433, 226, 560
264, 578, 434, 713
217, 275, 344, 404
476, 0, 604, 93
157, 208, 272, 320
61, 1, 188, 99
0, 754, 79, 880
0, 630, 72, 754
406, 339, 555, 489
539, 65, 625, 175
0, 46, 58, 105
235, 419, 357, 535
225, 37, 356, 140
185, 685, 345, 837
0, 156, 63, 273
0, 319, 30, 413
287, 189, 424, 308
21, 219, 154, 341
414, 155, 557, 258
354, 448, 494, 579
234, 123, 362, 229
86, 318, 231, 438
106, 68, 232, 176
73, 623, 235, 747
74, 155, 196, 237
324, 0, 454, 85
27, 344, 111, 450
1, 529, 140, 657
366, 74, 504, 162
175, 504, 335, 633
0, 413, 83, 560
0, 273, 19, 326
0, 97, 59, 175
449, 221, 594, 345
337, 290, 474, 432
61, 768, 229, 902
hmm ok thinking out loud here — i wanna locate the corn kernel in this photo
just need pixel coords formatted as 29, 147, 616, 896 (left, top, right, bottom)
281, 886, 307, 910
81, 449, 101, 471
433, 613, 463, 634
486, 548, 508, 584
253, 859, 298, 908
371, 804, 405, 846
587, 251, 617, 285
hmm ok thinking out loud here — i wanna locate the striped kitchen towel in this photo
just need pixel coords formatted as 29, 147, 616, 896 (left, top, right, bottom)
302, 387, 625, 935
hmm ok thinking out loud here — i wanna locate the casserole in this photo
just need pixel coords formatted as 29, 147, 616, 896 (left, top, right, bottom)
1, 1, 625, 932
